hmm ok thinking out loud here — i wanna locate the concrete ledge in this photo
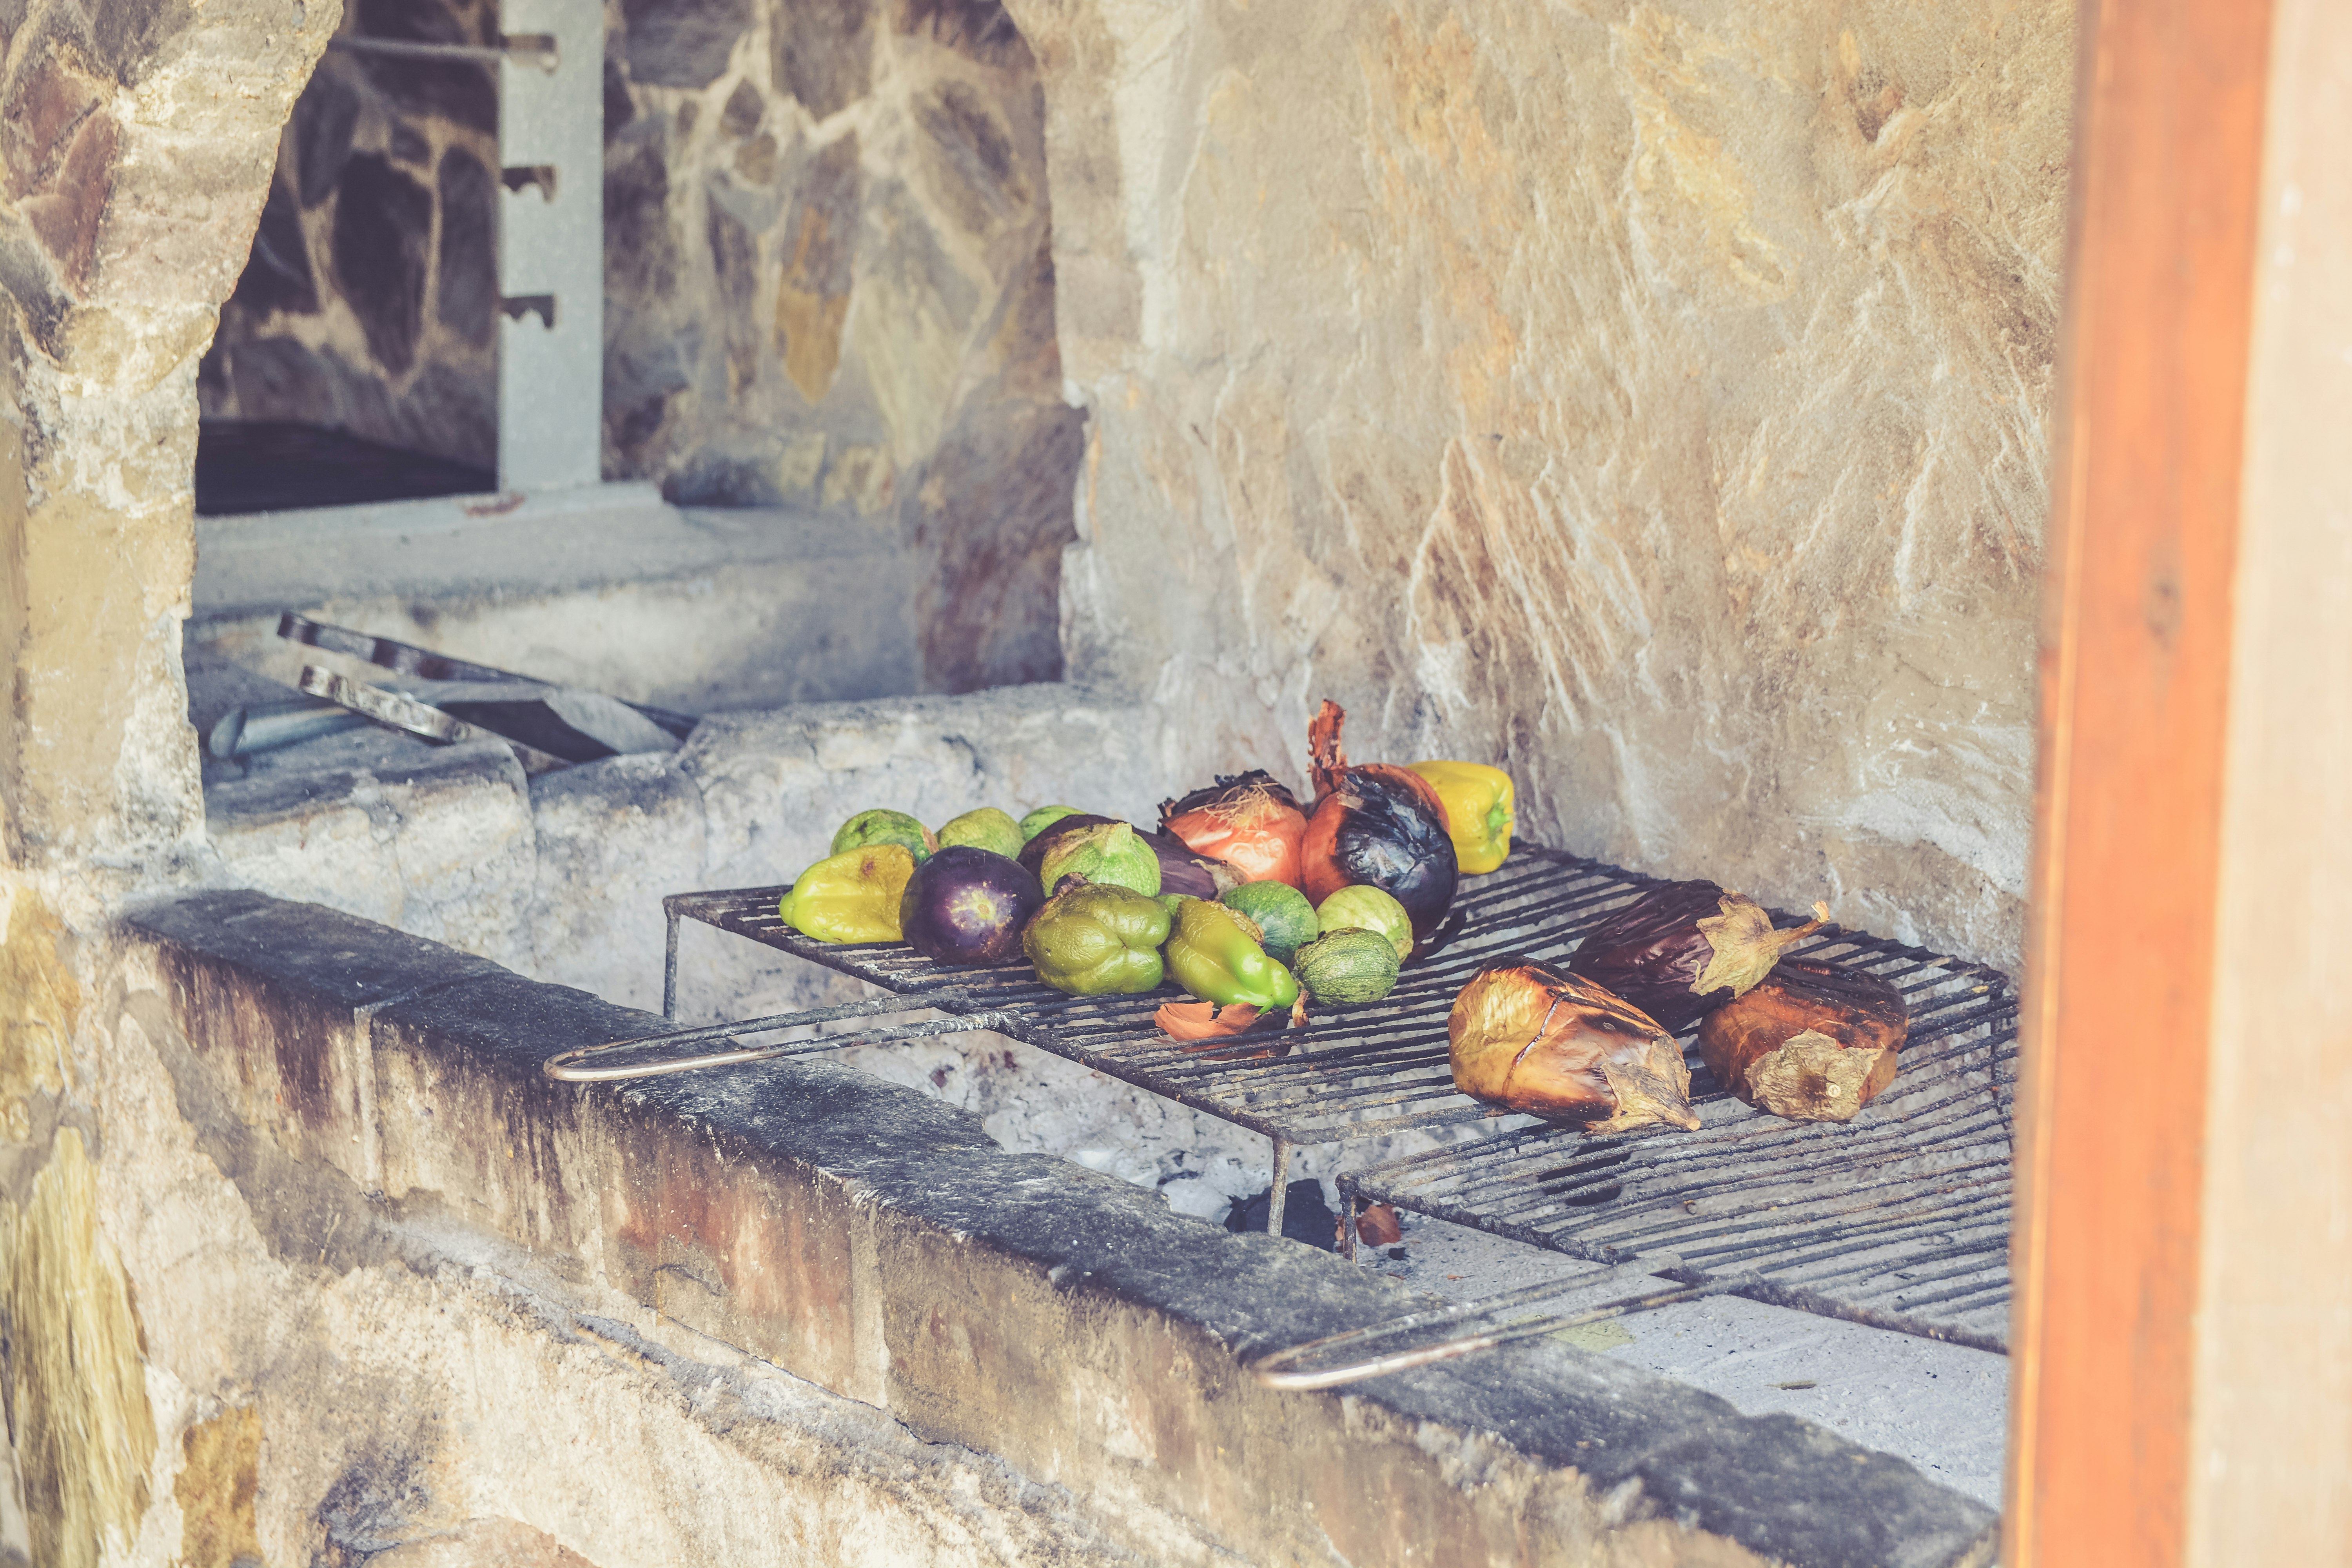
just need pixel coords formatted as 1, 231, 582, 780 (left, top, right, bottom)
127, 890, 2000, 1568
188, 485, 920, 711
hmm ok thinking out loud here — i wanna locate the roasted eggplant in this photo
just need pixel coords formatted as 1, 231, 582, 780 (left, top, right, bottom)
1448, 959, 1700, 1131
1697, 957, 1908, 1122
1568, 881, 1827, 1034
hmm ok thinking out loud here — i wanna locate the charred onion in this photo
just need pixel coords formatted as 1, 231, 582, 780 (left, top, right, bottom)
1299, 700, 1459, 940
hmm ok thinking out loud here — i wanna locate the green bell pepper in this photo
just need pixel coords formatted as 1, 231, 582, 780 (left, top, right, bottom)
1165, 897, 1299, 1011
1023, 883, 1172, 995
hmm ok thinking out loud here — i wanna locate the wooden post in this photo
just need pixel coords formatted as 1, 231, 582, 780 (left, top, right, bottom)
2011, 0, 2352, 1562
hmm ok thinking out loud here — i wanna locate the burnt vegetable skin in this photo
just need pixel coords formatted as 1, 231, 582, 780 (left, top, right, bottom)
1299, 700, 1459, 941
1448, 960, 1700, 1131
1697, 957, 1908, 1122
1568, 881, 1828, 1034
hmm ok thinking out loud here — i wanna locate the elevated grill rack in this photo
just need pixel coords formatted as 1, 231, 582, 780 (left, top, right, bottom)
601, 847, 2014, 1369
1331, 949, 2018, 1365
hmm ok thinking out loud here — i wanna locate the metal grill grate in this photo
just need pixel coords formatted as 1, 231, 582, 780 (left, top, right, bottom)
652, 846, 2017, 1351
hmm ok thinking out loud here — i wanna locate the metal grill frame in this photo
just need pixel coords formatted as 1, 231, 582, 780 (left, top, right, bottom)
650, 846, 2018, 1313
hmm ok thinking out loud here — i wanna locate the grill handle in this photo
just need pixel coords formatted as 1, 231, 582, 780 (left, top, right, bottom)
543, 996, 1005, 1082
1248, 1255, 1750, 1391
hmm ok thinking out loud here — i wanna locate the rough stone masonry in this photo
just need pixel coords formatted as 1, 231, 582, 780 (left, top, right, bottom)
0, 0, 2069, 1561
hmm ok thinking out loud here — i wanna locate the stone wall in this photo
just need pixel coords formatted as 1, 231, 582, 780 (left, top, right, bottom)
205, 0, 1081, 693
197, 0, 504, 472
607, 0, 1079, 691
1011, 0, 2074, 966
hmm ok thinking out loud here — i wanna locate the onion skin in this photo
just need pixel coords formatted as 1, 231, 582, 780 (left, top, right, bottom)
1299, 700, 1459, 940
1697, 958, 1908, 1122
1139, 826, 1228, 899
1448, 960, 1700, 1131
1159, 771, 1308, 888
1569, 882, 1826, 1035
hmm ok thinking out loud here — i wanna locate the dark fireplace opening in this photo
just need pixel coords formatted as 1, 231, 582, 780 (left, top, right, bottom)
194, 419, 497, 515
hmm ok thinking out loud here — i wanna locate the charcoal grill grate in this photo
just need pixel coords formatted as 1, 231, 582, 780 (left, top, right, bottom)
637, 847, 2016, 1353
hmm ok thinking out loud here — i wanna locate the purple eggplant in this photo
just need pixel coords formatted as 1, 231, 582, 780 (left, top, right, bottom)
1568, 880, 1827, 1034
898, 846, 1045, 965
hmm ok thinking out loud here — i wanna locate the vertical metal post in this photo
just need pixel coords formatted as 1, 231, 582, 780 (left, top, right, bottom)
1266, 1138, 1291, 1236
1340, 1190, 1358, 1261
497, 0, 603, 491
662, 908, 681, 1020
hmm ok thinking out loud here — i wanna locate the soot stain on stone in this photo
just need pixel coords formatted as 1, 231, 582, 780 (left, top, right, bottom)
720, 78, 766, 139
774, 132, 863, 404
293, 67, 359, 207
707, 200, 760, 396
622, 0, 754, 90
773, 0, 875, 120
315, 1443, 436, 1562
352, 0, 497, 133
603, 53, 637, 140
332, 153, 434, 376
895, 0, 1029, 68
435, 147, 497, 345
916, 80, 1025, 233
231, 176, 317, 317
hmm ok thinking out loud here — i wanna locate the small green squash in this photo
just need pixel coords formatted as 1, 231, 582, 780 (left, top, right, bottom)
1293, 927, 1401, 1006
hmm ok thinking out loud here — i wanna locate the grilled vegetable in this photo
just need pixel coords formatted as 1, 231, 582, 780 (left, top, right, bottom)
1165, 897, 1300, 1012
831, 808, 936, 863
1159, 770, 1308, 889
1409, 761, 1516, 874
1697, 958, 1908, 1122
1024, 882, 1172, 995
1300, 700, 1459, 940
1140, 826, 1229, 899
1448, 959, 1699, 1131
937, 806, 1024, 860
1019, 804, 1084, 841
778, 844, 917, 944
1220, 881, 1318, 964
1569, 882, 1828, 1034
1312, 885, 1412, 962
1017, 813, 1120, 878
1038, 821, 1162, 898
1293, 928, 1400, 1006
898, 846, 1044, 965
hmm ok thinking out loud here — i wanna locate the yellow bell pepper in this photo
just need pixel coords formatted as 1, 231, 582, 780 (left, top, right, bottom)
1408, 761, 1516, 874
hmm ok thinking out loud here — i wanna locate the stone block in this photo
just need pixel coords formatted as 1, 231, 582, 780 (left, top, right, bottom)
203, 737, 539, 973
621, 0, 755, 88
679, 684, 1167, 892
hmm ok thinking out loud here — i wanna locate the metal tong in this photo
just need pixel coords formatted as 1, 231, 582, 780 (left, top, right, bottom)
263, 614, 698, 768
1247, 1254, 1750, 1390
541, 995, 1013, 1082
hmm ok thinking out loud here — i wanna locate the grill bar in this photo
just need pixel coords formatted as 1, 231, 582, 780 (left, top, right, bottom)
654, 846, 2017, 1346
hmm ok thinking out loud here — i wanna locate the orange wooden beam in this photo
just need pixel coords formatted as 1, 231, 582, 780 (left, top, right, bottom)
2007, 2, 2275, 1563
